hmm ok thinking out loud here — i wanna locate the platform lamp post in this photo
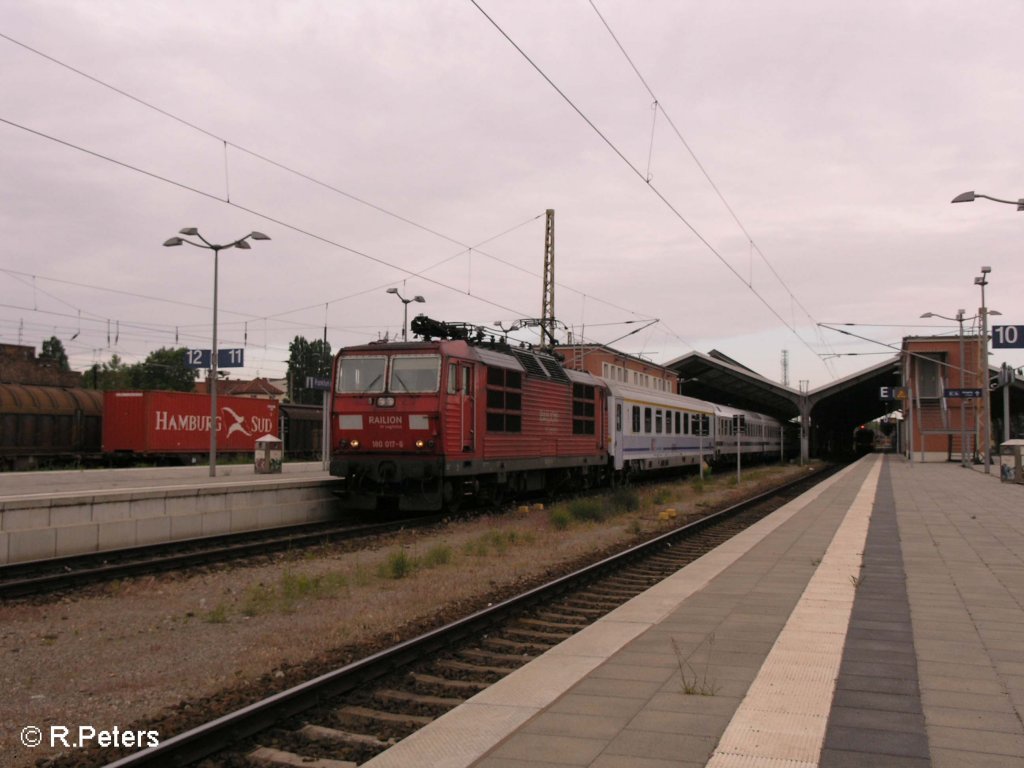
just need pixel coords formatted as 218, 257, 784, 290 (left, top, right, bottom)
975, 268, 998, 474
952, 191, 1021, 473
920, 310, 970, 467
385, 288, 425, 341
163, 228, 271, 477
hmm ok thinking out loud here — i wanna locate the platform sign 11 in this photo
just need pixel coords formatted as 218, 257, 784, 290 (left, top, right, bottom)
992, 325, 1024, 349
218, 348, 244, 368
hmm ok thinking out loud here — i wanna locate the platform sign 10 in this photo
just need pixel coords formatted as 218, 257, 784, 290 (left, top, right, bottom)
992, 325, 1024, 349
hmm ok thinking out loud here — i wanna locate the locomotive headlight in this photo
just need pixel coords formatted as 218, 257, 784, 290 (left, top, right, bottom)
376, 396, 395, 407
415, 439, 426, 449
349, 438, 360, 449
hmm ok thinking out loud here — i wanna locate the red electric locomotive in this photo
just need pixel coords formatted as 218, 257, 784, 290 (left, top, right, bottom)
329, 324, 607, 512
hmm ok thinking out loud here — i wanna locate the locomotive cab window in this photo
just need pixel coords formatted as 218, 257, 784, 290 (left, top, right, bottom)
390, 355, 441, 393
337, 356, 387, 394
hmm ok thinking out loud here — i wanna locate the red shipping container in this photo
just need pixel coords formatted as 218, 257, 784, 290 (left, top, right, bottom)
103, 391, 279, 454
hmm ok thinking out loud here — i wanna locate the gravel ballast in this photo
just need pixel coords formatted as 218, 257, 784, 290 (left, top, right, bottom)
0, 464, 817, 768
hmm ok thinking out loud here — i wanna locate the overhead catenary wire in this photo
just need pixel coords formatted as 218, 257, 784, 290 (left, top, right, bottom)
0, 32, 653, 328
469, 0, 835, 376
0, 28, 717, 370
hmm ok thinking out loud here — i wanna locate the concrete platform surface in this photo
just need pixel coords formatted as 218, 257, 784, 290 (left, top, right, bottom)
363, 454, 1024, 768
0, 461, 331, 502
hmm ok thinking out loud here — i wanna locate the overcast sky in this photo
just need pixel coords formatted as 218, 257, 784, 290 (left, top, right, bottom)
2, 0, 1022, 391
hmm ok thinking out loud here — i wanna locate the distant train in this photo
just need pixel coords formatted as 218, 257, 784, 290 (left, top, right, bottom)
0, 382, 323, 470
329, 332, 785, 512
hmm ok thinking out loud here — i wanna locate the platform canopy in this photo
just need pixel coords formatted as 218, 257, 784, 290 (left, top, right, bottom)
664, 350, 903, 458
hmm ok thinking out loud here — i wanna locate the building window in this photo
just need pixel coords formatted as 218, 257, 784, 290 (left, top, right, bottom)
916, 353, 946, 399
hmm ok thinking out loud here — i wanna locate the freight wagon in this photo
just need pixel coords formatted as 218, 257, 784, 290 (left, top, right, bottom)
103, 390, 279, 459
0, 383, 103, 470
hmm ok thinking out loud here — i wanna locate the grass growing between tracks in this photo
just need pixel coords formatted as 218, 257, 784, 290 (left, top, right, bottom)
202, 463, 818, 623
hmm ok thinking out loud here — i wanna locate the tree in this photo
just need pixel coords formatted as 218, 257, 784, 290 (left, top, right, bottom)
40, 336, 70, 371
287, 335, 332, 404
130, 347, 196, 391
85, 354, 133, 390
84, 348, 196, 391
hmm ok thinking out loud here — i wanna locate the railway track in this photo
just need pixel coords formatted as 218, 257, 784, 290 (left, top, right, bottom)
95, 464, 836, 768
0, 516, 447, 599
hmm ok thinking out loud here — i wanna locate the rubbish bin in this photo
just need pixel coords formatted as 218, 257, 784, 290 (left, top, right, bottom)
254, 434, 283, 474
998, 439, 1024, 484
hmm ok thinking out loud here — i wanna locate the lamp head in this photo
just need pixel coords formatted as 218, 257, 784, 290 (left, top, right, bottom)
919, 312, 933, 319
163, 237, 183, 247
981, 265, 991, 274
951, 191, 976, 203
386, 288, 399, 295
179, 227, 199, 236
235, 239, 251, 249
413, 295, 425, 303
249, 231, 270, 241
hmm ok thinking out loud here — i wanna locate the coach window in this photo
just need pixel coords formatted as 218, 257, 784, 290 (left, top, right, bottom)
615, 403, 622, 432
655, 409, 663, 434
631, 405, 641, 434
644, 407, 652, 434
665, 410, 672, 435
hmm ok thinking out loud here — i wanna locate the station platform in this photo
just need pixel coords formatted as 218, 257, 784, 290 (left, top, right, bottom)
0, 463, 337, 564
0, 460, 330, 501
365, 453, 1024, 768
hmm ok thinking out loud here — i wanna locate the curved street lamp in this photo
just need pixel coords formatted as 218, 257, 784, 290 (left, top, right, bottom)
951, 190, 1024, 210
950, 191, 1021, 473
385, 287, 425, 341
163, 228, 271, 476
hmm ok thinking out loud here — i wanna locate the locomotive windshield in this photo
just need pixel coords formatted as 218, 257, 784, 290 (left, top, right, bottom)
389, 355, 441, 393
337, 356, 386, 393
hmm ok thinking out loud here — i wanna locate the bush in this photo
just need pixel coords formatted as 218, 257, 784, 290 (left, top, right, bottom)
422, 544, 453, 568
549, 508, 572, 530
379, 549, 415, 579
609, 487, 640, 513
566, 498, 606, 522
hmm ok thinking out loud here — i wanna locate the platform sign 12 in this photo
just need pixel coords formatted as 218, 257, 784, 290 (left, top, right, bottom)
992, 325, 1024, 349
184, 349, 211, 369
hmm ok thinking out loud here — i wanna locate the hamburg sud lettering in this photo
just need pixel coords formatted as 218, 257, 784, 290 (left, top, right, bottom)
154, 408, 275, 438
